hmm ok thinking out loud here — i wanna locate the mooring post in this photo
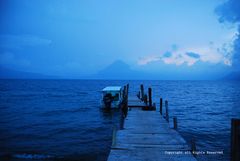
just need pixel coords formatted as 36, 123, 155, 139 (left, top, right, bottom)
160, 98, 163, 115
173, 117, 178, 130
123, 86, 126, 99
137, 91, 140, 99
148, 88, 152, 108
191, 139, 196, 157
143, 94, 148, 104
140, 84, 144, 100
165, 100, 169, 122
231, 118, 240, 161
126, 84, 129, 100
112, 126, 117, 147
124, 84, 129, 117
121, 85, 128, 117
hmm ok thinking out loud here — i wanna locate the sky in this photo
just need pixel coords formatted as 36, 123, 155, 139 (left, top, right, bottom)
0, 0, 239, 79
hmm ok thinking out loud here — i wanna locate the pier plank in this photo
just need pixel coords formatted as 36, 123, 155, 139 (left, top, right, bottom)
128, 100, 146, 107
108, 148, 197, 161
108, 94, 197, 161
112, 143, 190, 150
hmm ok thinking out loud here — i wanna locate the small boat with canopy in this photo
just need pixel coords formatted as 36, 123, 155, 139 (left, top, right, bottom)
101, 86, 123, 109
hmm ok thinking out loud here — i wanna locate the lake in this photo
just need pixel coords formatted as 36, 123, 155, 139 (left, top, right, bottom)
0, 80, 239, 161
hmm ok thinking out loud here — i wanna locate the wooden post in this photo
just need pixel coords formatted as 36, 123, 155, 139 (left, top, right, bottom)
123, 86, 126, 98
112, 126, 117, 147
121, 84, 129, 117
140, 84, 144, 100
148, 88, 152, 108
231, 119, 240, 161
173, 117, 178, 130
126, 84, 129, 104
137, 91, 140, 99
121, 85, 128, 117
143, 94, 148, 104
165, 100, 169, 122
160, 98, 163, 115
126, 84, 129, 107
191, 139, 196, 157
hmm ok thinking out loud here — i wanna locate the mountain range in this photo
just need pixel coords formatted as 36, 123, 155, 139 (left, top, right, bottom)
0, 66, 57, 79
1, 61, 240, 80
94, 60, 144, 80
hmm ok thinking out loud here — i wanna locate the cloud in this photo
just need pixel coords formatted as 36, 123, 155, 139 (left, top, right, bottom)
138, 44, 233, 66
0, 34, 52, 49
138, 55, 161, 65
215, 0, 240, 23
184, 47, 224, 64
138, 51, 199, 66
216, 0, 240, 68
163, 51, 172, 58
186, 52, 200, 59
138, 1, 240, 68
162, 51, 199, 66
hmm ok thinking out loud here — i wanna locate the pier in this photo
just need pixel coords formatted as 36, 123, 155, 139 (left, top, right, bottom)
108, 84, 197, 161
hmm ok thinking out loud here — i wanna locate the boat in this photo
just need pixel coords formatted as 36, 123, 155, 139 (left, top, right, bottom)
101, 86, 123, 109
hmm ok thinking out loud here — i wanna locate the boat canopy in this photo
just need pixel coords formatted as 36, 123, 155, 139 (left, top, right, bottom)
102, 86, 122, 92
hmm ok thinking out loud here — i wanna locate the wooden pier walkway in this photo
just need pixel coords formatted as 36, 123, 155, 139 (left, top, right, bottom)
107, 85, 197, 161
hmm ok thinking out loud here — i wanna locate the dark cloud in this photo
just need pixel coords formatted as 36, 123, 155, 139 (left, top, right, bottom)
215, 0, 240, 23
216, 0, 240, 68
186, 52, 200, 59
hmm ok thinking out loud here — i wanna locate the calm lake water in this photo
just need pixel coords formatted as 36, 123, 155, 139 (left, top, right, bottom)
0, 80, 239, 161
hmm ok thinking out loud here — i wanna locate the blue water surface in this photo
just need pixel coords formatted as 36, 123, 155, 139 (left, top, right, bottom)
0, 80, 239, 161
